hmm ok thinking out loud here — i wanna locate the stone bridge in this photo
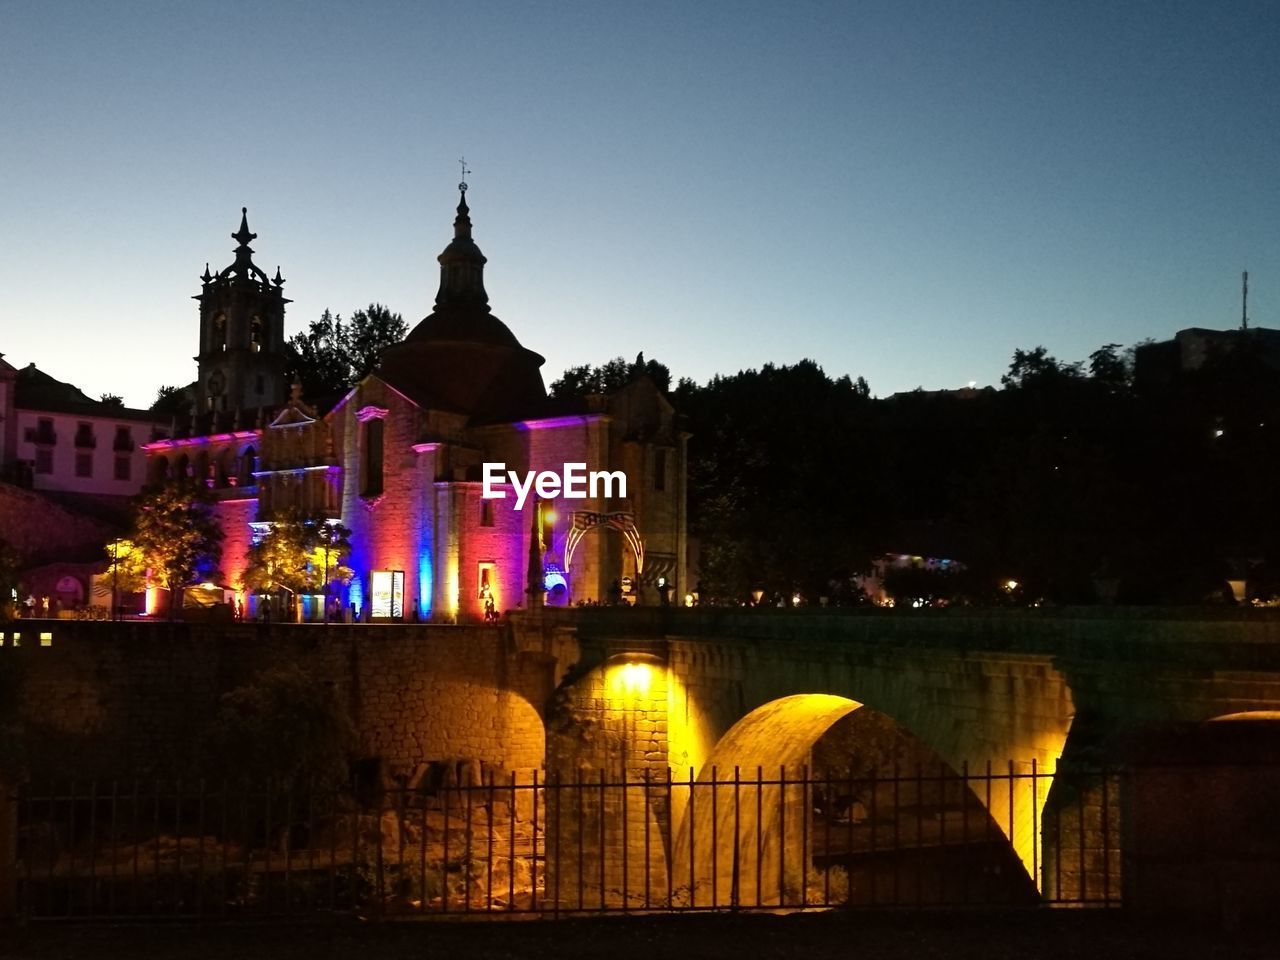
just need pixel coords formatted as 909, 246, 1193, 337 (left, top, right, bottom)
535, 606, 1280, 908
4, 607, 1280, 913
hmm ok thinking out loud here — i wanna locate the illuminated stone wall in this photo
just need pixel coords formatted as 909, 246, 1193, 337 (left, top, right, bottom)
605, 380, 687, 602
330, 378, 436, 620
545, 653, 672, 908
211, 496, 256, 609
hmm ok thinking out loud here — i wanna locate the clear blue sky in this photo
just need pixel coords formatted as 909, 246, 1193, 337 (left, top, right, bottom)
2, 0, 1277, 408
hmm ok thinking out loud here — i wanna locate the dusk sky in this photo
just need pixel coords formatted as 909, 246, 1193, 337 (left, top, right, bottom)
2, 0, 1277, 408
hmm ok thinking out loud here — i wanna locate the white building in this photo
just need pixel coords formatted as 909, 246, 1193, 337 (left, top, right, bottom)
0, 354, 165, 498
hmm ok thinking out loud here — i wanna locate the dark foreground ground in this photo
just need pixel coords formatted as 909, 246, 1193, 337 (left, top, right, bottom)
1, 910, 1275, 960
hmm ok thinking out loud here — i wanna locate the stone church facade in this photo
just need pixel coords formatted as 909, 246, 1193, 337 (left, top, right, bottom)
144, 191, 688, 621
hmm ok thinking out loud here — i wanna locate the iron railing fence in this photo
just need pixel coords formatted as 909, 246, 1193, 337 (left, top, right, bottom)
2, 763, 1121, 920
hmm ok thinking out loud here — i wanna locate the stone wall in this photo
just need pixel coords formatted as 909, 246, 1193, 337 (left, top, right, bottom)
546, 647, 672, 908
0, 621, 557, 782
0, 481, 117, 566
1041, 766, 1122, 904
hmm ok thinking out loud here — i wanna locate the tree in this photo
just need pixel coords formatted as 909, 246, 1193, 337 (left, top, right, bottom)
242, 510, 353, 619
0, 538, 19, 621
286, 303, 407, 399
98, 392, 125, 408
128, 480, 224, 619
103, 538, 150, 613
549, 352, 671, 398
1088, 343, 1130, 391
347, 303, 408, 381
677, 359, 873, 601
150, 385, 187, 420
1000, 346, 1082, 389
287, 309, 350, 399
311, 518, 355, 603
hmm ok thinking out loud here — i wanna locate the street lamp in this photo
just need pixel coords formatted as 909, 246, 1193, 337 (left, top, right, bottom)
111, 537, 122, 621
321, 536, 331, 622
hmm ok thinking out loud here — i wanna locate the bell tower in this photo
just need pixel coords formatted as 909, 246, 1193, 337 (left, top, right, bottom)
194, 208, 290, 414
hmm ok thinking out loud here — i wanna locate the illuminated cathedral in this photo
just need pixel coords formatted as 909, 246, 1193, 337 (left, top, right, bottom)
144, 189, 688, 621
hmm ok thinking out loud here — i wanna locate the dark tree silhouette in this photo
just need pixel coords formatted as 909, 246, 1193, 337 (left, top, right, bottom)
286, 303, 407, 399
549, 353, 671, 398
150, 385, 187, 419
550, 335, 1280, 607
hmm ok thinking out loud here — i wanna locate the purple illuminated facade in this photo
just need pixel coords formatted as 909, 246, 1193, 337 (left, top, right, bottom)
145, 192, 688, 620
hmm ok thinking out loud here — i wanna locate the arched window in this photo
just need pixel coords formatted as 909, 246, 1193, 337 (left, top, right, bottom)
360, 419, 384, 496
193, 450, 211, 488
215, 448, 233, 488
250, 315, 263, 353
149, 456, 170, 486
239, 445, 257, 486
213, 313, 227, 352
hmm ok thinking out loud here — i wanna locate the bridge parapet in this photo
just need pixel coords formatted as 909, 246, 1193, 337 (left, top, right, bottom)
546, 606, 1280, 672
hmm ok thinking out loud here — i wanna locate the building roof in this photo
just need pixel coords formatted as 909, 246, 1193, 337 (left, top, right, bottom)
13, 363, 160, 423
377, 188, 548, 422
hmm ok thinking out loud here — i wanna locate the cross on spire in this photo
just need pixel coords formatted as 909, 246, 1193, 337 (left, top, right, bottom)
458, 155, 471, 193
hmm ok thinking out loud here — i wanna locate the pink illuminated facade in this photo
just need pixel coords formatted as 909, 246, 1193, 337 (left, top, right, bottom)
145, 192, 687, 621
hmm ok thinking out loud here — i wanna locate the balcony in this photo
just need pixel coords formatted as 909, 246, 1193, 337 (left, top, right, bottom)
25, 426, 57, 446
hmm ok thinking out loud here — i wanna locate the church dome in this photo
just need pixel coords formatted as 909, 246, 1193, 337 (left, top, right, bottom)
377, 187, 547, 420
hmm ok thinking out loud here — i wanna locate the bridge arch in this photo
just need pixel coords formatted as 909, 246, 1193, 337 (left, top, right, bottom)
670, 693, 1038, 907
662, 640, 1071, 892
546, 639, 1071, 908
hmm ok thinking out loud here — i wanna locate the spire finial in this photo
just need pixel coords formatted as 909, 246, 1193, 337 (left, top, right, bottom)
232, 207, 257, 249
458, 155, 471, 194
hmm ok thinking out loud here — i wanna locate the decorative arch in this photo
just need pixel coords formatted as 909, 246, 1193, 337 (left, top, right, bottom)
564, 510, 644, 575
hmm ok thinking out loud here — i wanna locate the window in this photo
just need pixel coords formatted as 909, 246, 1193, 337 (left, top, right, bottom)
477, 562, 499, 617
360, 418, 384, 496
35, 449, 53, 474
74, 422, 95, 449
114, 455, 132, 481
654, 448, 667, 491
75, 451, 93, 478
113, 426, 133, 452
250, 315, 263, 353
480, 499, 495, 527
34, 418, 56, 445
